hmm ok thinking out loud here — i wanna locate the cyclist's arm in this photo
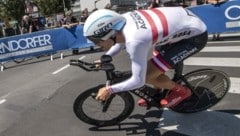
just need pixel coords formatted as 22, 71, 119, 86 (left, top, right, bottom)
105, 43, 125, 57
107, 41, 149, 93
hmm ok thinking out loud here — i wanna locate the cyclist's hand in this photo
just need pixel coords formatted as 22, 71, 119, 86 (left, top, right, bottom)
96, 87, 111, 101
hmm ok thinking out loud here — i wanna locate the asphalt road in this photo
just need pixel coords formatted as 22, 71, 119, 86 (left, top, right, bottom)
0, 36, 240, 136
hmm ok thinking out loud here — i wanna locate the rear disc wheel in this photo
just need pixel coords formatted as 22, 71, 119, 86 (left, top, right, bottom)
171, 69, 230, 113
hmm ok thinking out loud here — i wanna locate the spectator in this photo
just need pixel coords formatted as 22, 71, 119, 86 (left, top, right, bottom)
206, 0, 227, 41
38, 17, 46, 30
80, 8, 89, 24
58, 15, 66, 27
206, 0, 227, 4
212, 33, 221, 41
1, 24, 6, 37
81, 8, 96, 51
104, 3, 112, 9
148, 0, 160, 9
20, 15, 38, 34
62, 9, 79, 29
62, 9, 80, 54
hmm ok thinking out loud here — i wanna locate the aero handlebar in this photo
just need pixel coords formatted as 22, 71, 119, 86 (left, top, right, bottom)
69, 55, 115, 72
69, 59, 99, 71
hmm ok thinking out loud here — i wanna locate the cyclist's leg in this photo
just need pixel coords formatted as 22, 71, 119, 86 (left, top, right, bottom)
137, 55, 191, 107
137, 63, 175, 107
146, 61, 175, 90
160, 31, 208, 68
146, 31, 208, 107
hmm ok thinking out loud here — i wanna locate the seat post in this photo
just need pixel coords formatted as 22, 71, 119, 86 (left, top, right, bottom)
173, 62, 184, 81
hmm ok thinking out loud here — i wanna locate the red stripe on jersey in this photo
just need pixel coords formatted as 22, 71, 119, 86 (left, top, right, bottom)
154, 50, 172, 69
150, 59, 166, 73
138, 10, 158, 44
151, 8, 169, 37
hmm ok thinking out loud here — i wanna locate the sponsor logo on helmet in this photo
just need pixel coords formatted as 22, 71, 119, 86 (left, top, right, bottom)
97, 22, 105, 27
94, 23, 113, 36
130, 11, 147, 29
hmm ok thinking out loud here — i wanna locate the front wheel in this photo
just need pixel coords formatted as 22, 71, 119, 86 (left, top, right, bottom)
171, 69, 230, 113
73, 84, 135, 126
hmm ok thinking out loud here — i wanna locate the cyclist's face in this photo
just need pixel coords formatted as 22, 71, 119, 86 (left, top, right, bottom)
98, 39, 114, 51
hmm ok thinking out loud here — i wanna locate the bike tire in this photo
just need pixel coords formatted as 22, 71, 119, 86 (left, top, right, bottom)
73, 84, 135, 126
170, 69, 230, 113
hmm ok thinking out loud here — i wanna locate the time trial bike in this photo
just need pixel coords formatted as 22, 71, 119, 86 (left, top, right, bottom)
70, 54, 230, 126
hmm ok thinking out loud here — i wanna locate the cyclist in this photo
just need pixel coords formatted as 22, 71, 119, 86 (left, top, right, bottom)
83, 7, 208, 108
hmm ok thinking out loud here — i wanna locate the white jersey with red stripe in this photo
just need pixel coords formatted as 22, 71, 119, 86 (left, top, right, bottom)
106, 7, 207, 93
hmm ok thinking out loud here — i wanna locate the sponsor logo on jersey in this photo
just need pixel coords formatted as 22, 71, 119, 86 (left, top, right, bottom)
172, 30, 191, 39
155, 38, 169, 45
171, 47, 198, 64
130, 11, 147, 29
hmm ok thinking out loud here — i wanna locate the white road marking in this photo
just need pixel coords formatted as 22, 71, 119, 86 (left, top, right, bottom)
184, 57, 240, 67
52, 56, 86, 75
209, 33, 240, 38
235, 114, 240, 119
79, 56, 86, 60
208, 40, 240, 44
202, 46, 240, 52
0, 99, 6, 104
52, 64, 70, 75
159, 124, 178, 130
229, 77, 240, 94
0, 93, 10, 105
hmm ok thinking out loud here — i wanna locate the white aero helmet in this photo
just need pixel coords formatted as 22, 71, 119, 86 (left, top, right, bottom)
83, 9, 126, 44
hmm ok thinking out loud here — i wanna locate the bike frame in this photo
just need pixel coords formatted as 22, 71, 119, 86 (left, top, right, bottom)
70, 55, 219, 109
102, 61, 195, 109
71, 55, 231, 126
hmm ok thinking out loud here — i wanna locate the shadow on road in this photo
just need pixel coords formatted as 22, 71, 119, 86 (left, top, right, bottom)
88, 109, 240, 136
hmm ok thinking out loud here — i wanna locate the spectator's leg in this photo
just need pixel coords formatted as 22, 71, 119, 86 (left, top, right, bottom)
216, 33, 221, 40
90, 46, 94, 51
212, 34, 216, 41
72, 49, 79, 55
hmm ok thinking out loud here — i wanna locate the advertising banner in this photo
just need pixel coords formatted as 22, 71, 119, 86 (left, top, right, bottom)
0, 25, 94, 62
188, 0, 240, 33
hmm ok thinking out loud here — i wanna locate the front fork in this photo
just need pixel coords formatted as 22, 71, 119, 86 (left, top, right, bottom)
101, 80, 114, 112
